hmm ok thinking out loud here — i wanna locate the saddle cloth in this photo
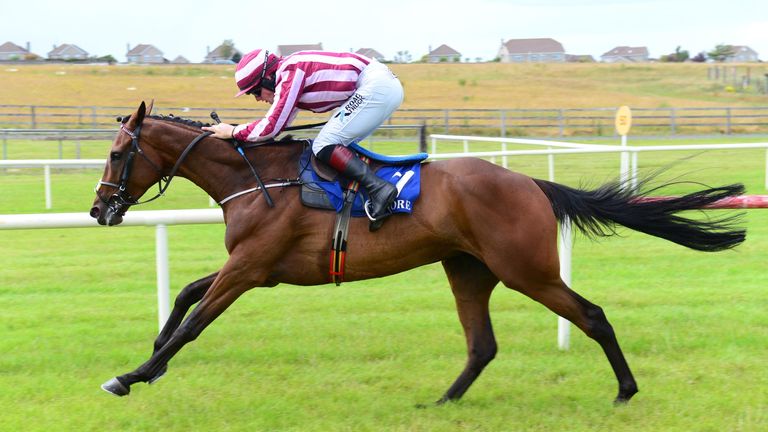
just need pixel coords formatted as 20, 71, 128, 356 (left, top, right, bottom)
299, 143, 426, 216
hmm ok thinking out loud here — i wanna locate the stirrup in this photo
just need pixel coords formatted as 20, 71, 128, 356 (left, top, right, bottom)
364, 200, 387, 232
363, 200, 379, 222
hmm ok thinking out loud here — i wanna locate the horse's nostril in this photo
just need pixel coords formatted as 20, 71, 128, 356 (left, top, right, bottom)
90, 207, 100, 218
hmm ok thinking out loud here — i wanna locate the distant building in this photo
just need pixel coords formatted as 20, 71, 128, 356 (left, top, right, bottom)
126, 44, 165, 64
725, 45, 759, 62
276, 43, 323, 56
204, 43, 242, 63
48, 44, 89, 61
600, 46, 649, 63
355, 48, 385, 62
427, 44, 461, 63
497, 38, 565, 63
171, 56, 190, 64
0, 41, 39, 61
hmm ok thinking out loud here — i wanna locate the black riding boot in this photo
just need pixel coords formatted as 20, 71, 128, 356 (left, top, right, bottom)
317, 145, 398, 230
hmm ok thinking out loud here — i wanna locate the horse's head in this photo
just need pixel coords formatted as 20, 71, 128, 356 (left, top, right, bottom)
90, 100, 163, 226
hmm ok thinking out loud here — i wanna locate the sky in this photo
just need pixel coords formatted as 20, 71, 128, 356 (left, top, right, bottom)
4, 0, 767, 63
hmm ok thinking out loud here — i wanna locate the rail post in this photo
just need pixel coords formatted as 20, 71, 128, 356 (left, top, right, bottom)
419, 123, 427, 153
44, 164, 52, 209
155, 224, 171, 329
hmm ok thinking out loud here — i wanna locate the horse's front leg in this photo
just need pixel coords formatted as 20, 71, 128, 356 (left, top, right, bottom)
101, 263, 262, 396
145, 272, 218, 384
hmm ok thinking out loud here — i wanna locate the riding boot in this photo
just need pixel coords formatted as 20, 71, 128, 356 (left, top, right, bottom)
317, 145, 398, 230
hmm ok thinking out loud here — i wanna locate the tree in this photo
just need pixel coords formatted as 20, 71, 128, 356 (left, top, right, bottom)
220, 39, 236, 60
394, 50, 412, 63
660, 46, 690, 62
708, 44, 735, 62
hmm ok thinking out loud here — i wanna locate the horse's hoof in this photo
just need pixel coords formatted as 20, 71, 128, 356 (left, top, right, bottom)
148, 367, 167, 385
101, 377, 130, 397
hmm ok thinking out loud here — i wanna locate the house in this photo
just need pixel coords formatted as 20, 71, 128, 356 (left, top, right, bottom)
600, 46, 649, 63
171, 55, 190, 64
276, 43, 323, 56
497, 38, 565, 63
356, 48, 385, 62
0, 41, 39, 61
126, 44, 165, 64
566, 54, 596, 63
427, 44, 461, 63
204, 43, 242, 63
725, 46, 759, 62
48, 44, 89, 61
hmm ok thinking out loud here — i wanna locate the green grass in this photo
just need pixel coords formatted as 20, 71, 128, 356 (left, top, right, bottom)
1, 138, 768, 430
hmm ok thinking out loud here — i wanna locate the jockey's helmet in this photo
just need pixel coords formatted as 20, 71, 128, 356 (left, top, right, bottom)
235, 49, 280, 97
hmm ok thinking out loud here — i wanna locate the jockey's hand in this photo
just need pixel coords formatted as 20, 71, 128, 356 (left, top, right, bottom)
202, 123, 236, 139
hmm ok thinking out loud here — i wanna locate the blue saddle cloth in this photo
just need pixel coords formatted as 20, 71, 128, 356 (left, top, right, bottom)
299, 144, 426, 216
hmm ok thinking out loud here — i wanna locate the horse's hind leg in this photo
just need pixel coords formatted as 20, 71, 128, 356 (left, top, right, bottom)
147, 272, 218, 383
518, 280, 638, 403
437, 254, 500, 404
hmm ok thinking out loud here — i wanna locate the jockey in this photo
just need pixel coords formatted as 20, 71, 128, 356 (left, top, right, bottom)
203, 48, 404, 227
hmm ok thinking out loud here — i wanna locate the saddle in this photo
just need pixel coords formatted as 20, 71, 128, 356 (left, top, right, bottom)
299, 142, 427, 214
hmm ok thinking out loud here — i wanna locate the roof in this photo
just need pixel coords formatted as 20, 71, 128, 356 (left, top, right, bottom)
429, 44, 460, 56
277, 43, 323, 56
356, 48, 384, 59
502, 38, 564, 54
0, 41, 28, 54
171, 55, 190, 64
126, 44, 163, 56
48, 44, 88, 56
729, 45, 757, 55
601, 46, 649, 57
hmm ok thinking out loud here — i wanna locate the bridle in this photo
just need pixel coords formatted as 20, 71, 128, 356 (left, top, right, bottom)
95, 118, 212, 217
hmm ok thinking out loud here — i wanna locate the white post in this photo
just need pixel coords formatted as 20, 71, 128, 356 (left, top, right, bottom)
619, 134, 629, 188
463, 139, 469, 153
155, 224, 171, 331
547, 148, 555, 182
558, 220, 573, 350
44, 165, 52, 209
431, 136, 437, 154
501, 141, 508, 169
631, 152, 638, 192
765, 148, 768, 190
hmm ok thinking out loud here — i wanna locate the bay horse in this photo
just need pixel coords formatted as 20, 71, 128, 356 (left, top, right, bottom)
90, 101, 745, 404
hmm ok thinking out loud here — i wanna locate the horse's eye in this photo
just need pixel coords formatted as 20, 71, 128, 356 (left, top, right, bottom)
110, 151, 122, 161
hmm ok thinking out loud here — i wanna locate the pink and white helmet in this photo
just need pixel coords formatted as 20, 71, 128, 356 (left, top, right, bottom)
234, 49, 281, 97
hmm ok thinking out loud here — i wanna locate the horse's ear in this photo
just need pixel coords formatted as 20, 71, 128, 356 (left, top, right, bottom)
146, 99, 155, 116
136, 101, 147, 124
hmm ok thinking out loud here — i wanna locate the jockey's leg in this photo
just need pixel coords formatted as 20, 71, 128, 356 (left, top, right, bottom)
316, 144, 397, 223
313, 61, 403, 228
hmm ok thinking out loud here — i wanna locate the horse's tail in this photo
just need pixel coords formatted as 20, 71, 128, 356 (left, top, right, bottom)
532, 178, 746, 252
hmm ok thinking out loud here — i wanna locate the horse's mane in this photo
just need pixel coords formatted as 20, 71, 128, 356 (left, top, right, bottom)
118, 113, 211, 129
149, 114, 211, 129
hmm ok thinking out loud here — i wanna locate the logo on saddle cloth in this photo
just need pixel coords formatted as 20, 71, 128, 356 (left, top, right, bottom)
299, 145, 424, 216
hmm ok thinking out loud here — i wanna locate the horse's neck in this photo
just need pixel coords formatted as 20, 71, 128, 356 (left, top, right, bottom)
150, 122, 302, 202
